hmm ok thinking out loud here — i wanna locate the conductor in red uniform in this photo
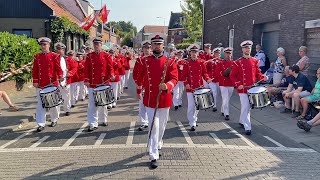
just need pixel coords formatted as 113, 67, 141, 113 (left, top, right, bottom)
134, 34, 178, 169
230, 40, 268, 135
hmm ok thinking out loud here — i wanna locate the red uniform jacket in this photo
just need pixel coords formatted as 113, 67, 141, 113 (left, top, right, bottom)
216, 59, 234, 87
204, 52, 213, 61
117, 54, 126, 75
183, 59, 210, 93
176, 59, 188, 82
135, 55, 178, 108
110, 55, 121, 82
205, 58, 221, 82
77, 60, 85, 82
133, 56, 144, 85
230, 57, 264, 93
124, 56, 132, 70
65, 56, 78, 84
32, 52, 63, 88
84, 51, 114, 88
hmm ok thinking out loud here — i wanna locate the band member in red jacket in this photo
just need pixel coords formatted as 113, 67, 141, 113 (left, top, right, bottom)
55, 43, 77, 117
135, 34, 178, 169
203, 43, 213, 60
124, 51, 132, 89
230, 40, 268, 135
116, 47, 126, 96
108, 48, 121, 108
32, 37, 63, 132
76, 51, 86, 101
133, 40, 152, 131
84, 37, 115, 132
172, 50, 188, 110
216, 47, 234, 121
64, 50, 79, 108
184, 44, 211, 131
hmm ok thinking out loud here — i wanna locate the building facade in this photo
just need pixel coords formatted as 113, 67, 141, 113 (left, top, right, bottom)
203, 0, 320, 80
135, 25, 168, 48
167, 12, 188, 45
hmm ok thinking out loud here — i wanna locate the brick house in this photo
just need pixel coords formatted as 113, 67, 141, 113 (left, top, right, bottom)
135, 25, 168, 48
203, 0, 320, 81
167, 12, 188, 44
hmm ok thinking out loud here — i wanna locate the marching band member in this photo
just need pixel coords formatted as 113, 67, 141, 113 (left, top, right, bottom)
124, 51, 132, 89
135, 34, 178, 169
32, 37, 63, 132
55, 43, 77, 116
216, 47, 234, 121
203, 43, 213, 60
133, 40, 152, 131
205, 48, 221, 112
230, 40, 268, 135
76, 51, 87, 101
108, 48, 121, 108
184, 44, 211, 131
116, 47, 126, 97
67, 50, 80, 108
173, 50, 187, 110
84, 37, 115, 132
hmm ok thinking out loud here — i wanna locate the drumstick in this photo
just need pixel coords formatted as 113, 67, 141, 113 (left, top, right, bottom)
146, 57, 170, 154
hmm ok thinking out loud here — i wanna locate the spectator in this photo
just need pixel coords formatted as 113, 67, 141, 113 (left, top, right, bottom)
267, 66, 293, 105
296, 46, 310, 76
296, 68, 320, 120
297, 113, 320, 132
281, 65, 312, 117
254, 44, 266, 73
273, 47, 287, 85
0, 91, 19, 112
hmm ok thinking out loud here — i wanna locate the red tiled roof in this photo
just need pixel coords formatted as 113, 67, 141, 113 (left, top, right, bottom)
143, 26, 168, 34
41, 0, 81, 24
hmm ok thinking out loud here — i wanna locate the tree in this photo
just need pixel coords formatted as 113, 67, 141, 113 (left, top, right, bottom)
107, 21, 137, 47
181, 0, 203, 43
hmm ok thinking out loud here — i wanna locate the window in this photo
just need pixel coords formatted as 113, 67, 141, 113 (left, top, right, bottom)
13, 29, 32, 38
229, 29, 234, 49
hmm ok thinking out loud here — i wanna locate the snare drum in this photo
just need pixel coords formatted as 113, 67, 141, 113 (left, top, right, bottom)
247, 86, 270, 108
193, 88, 214, 110
39, 86, 64, 108
93, 85, 115, 106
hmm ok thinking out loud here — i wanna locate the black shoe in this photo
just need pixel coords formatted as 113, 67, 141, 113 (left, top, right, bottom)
297, 120, 305, 130
107, 106, 112, 110
291, 111, 301, 118
101, 122, 108, 127
87, 126, 98, 132
270, 103, 274, 107
212, 107, 217, 112
300, 120, 312, 132
71, 105, 75, 108
65, 112, 70, 116
50, 122, 57, 127
117, 97, 120, 100
124, 87, 128, 89
280, 108, 291, 113
112, 105, 116, 108
138, 125, 148, 131
81, 99, 85, 102
239, 123, 244, 129
150, 160, 158, 169
221, 113, 224, 116
37, 126, 44, 132
245, 130, 251, 135
179, 105, 182, 107
174, 106, 178, 110
190, 126, 196, 131
225, 115, 230, 121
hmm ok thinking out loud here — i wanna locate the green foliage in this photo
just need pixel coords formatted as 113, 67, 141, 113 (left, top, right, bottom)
51, 16, 89, 44
176, 42, 192, 50
107, 21, 137, 38
181, 0, 203, 43
0, 32, 40, 82
121, 33, 133, 47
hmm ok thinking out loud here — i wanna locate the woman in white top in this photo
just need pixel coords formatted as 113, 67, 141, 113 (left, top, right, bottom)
296, 46, 310, 76
273, 47, 287, 85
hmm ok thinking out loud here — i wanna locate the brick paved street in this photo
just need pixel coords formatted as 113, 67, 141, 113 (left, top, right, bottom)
1, 76, 320, 179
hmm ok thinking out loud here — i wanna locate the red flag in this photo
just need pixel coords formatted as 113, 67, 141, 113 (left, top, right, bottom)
96, 5, 109, 23
82, 16, 96, 31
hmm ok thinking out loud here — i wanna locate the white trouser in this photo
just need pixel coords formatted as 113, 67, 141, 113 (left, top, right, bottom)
172, 81, 184, 107
125, 70, 130, 88
79, 81, 87, 100
59, 85, 71, 113
36, 88, 59, 127
110, 82, 119, 106
220, 86, 234, 116
87, 88, 108, 127
119, 75, 125, 95
208, 82, 218, 108
139, 98, 148, 126
187, 93, 199, 127
239, 93, 251, 131
146, 107, 169, 160
71, 82, 80, 105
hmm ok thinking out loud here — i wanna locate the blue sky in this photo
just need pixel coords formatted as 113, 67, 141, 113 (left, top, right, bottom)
89, 0, 182, 30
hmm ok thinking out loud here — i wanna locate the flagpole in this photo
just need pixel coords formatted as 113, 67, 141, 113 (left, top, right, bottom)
101, 0, 104, 41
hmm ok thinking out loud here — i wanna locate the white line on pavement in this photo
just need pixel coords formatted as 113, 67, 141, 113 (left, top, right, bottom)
222, 122, 256, 147
126, 121, 135, 145
0, 129, 34, 149
263, 136, 286, 148
177, 121, 194, 145
30, 136, 50, 148
62, 122, 88, 147
94, 133, 106, 146
209, 133, 225, 146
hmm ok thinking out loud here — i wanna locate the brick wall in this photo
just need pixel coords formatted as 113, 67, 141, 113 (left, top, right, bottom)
204, 0, 320, 65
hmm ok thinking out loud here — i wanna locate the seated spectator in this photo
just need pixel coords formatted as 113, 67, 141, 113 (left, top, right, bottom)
296, 68, 320, 120
297, 113, 320, 132
267, 66, 293, 105
280, 65, 313, 117
273, 47, 287, 85
296, 46, 310, 76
